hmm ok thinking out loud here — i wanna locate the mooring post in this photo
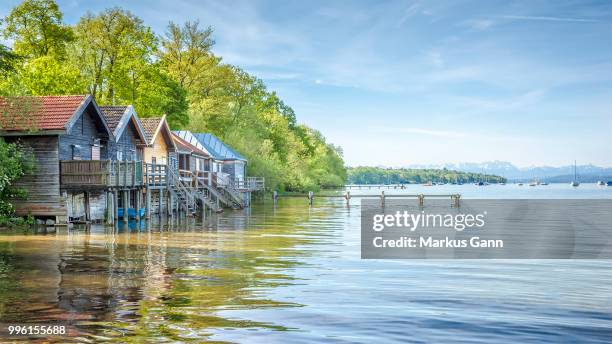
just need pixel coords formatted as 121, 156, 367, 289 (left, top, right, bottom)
273, 191, 278, 204
453, 194, 461, 207
418, 194, 425, 207
308, 191, 314, 206
344, 191, 350, 205
381, 190, 385, 206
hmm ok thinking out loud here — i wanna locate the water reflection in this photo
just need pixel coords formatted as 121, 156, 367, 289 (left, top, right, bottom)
0, 200, 321, 342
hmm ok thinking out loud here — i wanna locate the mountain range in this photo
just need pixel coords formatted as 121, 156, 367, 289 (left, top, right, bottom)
407, 161, 612, 182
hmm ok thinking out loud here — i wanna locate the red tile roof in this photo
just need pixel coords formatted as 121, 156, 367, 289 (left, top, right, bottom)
0, 95, 88, 132
99, 106, 127, 133
140, 117, 163, 144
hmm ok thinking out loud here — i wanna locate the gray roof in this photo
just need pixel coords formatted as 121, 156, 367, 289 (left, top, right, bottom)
173, 130, 246, 162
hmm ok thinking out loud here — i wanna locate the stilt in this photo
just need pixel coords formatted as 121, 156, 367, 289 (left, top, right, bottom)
123, 190, 129, 222
381, 190, 385, 207
308, 191, 314, 206
146, 188, 151, 219
107, 191, 114, 225
113, 190, 119, 223
344, 191, 350, 205
136, 189, 141, 221
84, 191, 91, 222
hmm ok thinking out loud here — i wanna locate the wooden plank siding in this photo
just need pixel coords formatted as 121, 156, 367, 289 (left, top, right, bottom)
143, 131, 169, 164
58, 106, 109, 161
4, 136, 66, 216
108, 121, 143, 161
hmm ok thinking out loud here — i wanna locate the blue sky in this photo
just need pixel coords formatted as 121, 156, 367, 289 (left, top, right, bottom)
2, 0, 612, 167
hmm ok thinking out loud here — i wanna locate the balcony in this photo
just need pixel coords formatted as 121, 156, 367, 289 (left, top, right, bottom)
60, 160, 143, 189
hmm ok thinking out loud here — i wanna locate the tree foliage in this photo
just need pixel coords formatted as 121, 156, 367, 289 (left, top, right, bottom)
347, 167, 506, 184
0, 0, 347, 192
0, 138, 35, 225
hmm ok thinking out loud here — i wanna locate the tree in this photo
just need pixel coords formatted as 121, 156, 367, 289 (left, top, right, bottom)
159, 21, 214, 90
2, 0, 73, 58
0, 137, 35, 224
71, 7, 157, 103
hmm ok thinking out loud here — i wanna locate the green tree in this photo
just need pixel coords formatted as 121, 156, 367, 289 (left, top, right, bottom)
0, 137, 35, 224
2, 0, 73, 58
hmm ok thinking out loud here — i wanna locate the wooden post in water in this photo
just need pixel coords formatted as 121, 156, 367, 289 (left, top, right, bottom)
273, 191, 278, 204
453, 194, 461, 208
135, 189, 141, 221
146, 188, 151, 219
308, 191, 314, 206
107, 191, 114, 225
123, 190, 129, 222
381, 190, 385, 206
113, 190, 119, 224
418, 194, 425, 207
344, 191, 350, 205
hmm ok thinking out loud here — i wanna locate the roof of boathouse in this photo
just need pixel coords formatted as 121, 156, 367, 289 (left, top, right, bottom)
171, 132, 210, 158
140, 114, 175, 148
99, 105, 147, 144
173, 130, 246, 162
0, 95, 112, 135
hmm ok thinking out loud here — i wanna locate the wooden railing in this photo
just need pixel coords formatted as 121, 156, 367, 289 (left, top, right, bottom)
235, 177, 265, 191
145, 163, 167, 188
60, 160, 143, 188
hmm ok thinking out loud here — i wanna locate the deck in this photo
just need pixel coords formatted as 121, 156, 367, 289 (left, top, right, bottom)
60, 160, 144, 189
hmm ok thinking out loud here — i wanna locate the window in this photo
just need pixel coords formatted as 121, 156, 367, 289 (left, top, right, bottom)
152, 157, 157, 165
117, 151, 123, 161
72, 145, 81, 160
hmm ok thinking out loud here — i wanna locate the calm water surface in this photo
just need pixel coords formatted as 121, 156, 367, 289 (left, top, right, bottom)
1, 184, 611, 343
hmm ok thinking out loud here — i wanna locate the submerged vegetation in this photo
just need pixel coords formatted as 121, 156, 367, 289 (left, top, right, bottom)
0, 0, 346, 191
348, 166, 506, 184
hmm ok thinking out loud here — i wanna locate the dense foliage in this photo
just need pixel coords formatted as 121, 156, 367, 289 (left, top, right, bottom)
0, 0, 346, 191
0, 138, 34, 225
348, 167, 506, 184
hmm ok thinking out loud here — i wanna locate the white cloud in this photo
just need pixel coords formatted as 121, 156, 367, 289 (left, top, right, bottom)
502, 15, 599, 23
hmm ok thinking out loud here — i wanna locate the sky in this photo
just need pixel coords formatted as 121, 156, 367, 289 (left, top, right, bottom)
2, 0, 612, 167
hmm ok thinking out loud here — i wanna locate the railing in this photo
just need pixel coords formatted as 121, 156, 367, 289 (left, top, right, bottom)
235, 177, 265, 191
145, 163, 167, 188
60, 160, 143, 188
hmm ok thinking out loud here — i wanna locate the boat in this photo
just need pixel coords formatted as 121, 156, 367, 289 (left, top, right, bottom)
571, 160, 580, 187
597, 181, 606, 186
423, 181, 434, 186
607, 181, 612, 186
475, 181, 484, 186
539, 182, 549, 186
517, 183, 524, 186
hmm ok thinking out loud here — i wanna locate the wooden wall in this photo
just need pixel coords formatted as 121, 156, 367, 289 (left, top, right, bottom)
59, 106, 108, 161
108, 121, 141, 161
143, 131, 169, 164
4, 135, 66, 216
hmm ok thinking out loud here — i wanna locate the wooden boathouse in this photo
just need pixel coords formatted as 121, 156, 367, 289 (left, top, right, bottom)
0, 95, 265, 224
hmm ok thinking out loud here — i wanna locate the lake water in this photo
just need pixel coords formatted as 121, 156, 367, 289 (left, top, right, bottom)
1, 183, 611, 343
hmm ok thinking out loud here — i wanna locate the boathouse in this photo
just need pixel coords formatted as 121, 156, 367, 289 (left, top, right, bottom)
99, 105, 148, 221
0, 95, 114, 223
140, 115, 177, 215
173, 131, 264, 207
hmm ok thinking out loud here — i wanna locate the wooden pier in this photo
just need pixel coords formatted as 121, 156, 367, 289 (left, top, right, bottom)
273, 191, 461, 207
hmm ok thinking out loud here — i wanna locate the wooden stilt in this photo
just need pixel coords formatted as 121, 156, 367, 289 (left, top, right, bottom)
113, 190, 119, 223
123, 190, 129, 221
136, 189, 141, 221
146, 188, 151, 219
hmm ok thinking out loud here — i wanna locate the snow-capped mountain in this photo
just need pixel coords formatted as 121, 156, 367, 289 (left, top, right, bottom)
407, 161, 612, 182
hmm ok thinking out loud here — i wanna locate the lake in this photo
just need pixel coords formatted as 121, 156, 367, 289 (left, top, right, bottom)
1, 183, 611, 343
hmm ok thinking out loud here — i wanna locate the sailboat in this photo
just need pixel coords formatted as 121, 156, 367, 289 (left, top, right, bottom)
571, 160, 580, 187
